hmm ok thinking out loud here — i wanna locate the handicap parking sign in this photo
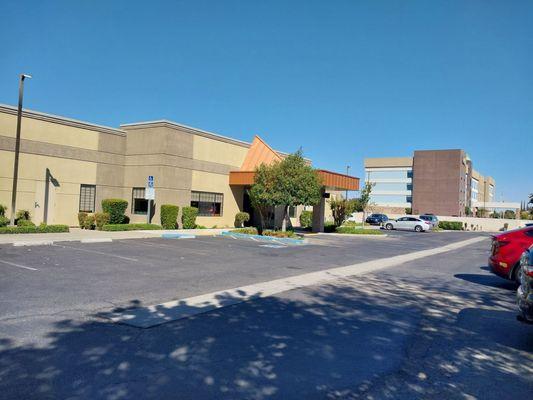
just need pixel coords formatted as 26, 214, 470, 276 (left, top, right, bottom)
148, 175, 154, 188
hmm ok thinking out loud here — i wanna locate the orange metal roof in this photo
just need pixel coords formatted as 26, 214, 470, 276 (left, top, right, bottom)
229, 170, 359, 191
239, 136, 282, 171
229, 135, 359, 191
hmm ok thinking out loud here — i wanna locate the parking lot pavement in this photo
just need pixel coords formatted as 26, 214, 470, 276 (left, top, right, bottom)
0, 236, 530, 399
0, 231, 489, 341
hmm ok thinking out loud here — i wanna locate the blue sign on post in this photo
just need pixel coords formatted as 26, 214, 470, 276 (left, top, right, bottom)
148, 175, 154, 188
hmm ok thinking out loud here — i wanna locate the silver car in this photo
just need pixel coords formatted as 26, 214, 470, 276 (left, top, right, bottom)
384, 216, 431, 232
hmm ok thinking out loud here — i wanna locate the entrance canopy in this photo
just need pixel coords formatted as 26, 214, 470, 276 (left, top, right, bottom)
229, 169, 359, 191
229, 136, 359, 191
229, 136, 360, 232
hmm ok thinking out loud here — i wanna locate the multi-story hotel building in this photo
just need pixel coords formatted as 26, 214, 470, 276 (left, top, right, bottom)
364, 150, 495, 216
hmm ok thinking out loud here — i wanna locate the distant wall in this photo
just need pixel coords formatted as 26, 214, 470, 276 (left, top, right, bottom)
350, 212, 530, 232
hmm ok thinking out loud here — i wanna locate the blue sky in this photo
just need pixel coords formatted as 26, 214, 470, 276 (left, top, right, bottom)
1, 0, 531, 202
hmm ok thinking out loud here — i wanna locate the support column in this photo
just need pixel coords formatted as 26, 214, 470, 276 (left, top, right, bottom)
312, 188, 326, 233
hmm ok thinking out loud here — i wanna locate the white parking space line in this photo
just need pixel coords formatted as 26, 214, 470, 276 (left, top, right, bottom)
0, 259, 38, 271
52, 244, 139, 262
107, 236, 488, 328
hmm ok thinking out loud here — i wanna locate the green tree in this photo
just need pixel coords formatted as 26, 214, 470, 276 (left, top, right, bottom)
248, 163, 280, 235
275, 150, 322, 231
359, 182, 374, 226
330, 196, 352, 227
248, 150, 322, 233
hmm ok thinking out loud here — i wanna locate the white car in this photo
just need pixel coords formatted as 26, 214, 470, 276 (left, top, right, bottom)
384, 216, 431, 232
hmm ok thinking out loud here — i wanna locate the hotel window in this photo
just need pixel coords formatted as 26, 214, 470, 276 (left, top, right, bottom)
132, 187, 148, 214
79, 184, 96, 212
191, 191, 223, 216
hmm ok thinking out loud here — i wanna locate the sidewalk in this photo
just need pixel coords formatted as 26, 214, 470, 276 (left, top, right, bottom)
0, 227, 230, 245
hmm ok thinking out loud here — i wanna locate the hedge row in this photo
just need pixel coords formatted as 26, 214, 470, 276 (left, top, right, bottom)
101, 223, 162, 231
0, 224, 70, 234
335, 226, 384, 235
438, 221, 464, 230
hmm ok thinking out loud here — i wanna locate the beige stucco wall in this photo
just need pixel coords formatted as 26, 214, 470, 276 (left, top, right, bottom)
0, 108, 126, 226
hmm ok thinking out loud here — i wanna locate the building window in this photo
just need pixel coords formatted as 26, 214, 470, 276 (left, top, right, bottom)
132, 187, 148, 214
191, 191, 223, 216
79, 184, 96, 212
288, 206, 296, 218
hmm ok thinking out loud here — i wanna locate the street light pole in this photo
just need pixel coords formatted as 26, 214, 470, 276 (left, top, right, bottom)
10, 74, 32, 226
345, 165, 350, 199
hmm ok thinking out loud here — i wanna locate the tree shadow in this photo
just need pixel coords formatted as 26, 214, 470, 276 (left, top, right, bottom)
0, 274, 531, 399
454, 273, 517, 290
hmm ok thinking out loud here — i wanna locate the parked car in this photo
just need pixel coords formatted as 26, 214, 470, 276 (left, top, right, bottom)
365, 213, 389, 225
517, 245, 533, 324
419, 214, 439, 229
384, 216, 431, 232
489, 226, 533, 283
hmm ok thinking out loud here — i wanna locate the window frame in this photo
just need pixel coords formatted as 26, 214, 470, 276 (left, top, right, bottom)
190, 191, 224, 217
132, 187, 148, 215
79, 184, 96, 213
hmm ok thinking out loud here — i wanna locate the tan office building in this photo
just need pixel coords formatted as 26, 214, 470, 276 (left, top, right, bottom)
0, 104, 358, 229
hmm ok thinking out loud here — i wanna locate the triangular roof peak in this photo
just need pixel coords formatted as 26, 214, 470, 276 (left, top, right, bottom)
240, 135, 283, 171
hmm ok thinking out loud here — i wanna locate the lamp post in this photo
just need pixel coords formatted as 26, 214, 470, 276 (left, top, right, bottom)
345, 165, 350, 199
10, 74, 32, 226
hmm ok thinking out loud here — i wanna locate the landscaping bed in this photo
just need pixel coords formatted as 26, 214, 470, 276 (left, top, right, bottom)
334, 226, 384, 235
0, 224, 70, 234
101, 223, 162, 231
230, 227, 301, 239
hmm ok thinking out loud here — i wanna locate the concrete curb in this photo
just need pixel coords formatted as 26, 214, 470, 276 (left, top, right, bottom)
105, 235, 487, 328
220, 231, 306, 245
80, 238, 113, 243
13, 240, 54, 247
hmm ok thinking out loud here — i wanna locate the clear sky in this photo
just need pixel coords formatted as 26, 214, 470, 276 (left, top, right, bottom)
1, 0, 531, 202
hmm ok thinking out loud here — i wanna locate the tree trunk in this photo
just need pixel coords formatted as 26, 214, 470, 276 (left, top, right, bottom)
281, 205, 288, 232
257, 207, 265, 235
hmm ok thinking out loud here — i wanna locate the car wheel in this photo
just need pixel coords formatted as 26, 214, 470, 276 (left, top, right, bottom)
414, 225, 423, 232
512, 264, 522, 285
385, 223, 393, 230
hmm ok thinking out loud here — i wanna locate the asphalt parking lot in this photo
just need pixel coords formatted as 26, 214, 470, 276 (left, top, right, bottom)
0, 230, 489, 342
1, 231, 531, 400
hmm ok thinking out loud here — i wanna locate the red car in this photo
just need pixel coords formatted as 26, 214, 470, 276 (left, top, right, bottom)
489, 226, 533, 283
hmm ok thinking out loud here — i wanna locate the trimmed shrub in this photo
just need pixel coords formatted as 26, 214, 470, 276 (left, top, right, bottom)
101, 223, 162, 231
78, 212, 88, 228
234, 212, 250, 228
324, 222, 337, 233
263, 229, 299, 238
0, 216, 9, 227
160, 205, 179, 229
182, 206, 198, 229
504, 210, 516, 219
231, 227, 258, 235
299, 210, 313, 229
83, 214, 96, 230
16, 210, 31, 222
94, 212, 110, 230
520, 211, 532, 220
0, 204, 6, 217
101, 199, 128, 224
17, 219, 35, 227
405, 207, 412, 215
438, 221, 463, 230
335, 226, 383, 235
0, 224, 69, 234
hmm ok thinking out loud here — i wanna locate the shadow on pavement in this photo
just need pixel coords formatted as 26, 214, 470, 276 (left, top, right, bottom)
0, 273, 531, 400
454, 273, 517, 291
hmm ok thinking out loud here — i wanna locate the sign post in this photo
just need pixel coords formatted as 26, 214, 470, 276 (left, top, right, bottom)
145, 176, 155, 223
